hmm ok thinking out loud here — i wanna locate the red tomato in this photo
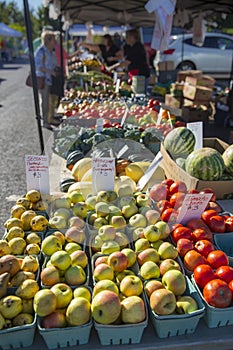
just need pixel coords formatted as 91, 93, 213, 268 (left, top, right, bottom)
194, 239, 215, 257
171, 226, 193, 243
208, 215, 226, 233
161, 178, 174, 189
183, 249, 208, 272
205, 201, 222, 213
149, 183, 169, 202
161, 208, 178, 224
228, 280, 233, 296
225, 217, 233, 232
186, 218, 210, 231
169, 192, 186, 209
191, 228, 213, 242
207, 250, 229, 269
187, 189, 199, 194
193, 264, 216, 289
199, 188, 217, 202
201, 209, 218, 225
156, 199, 172, 213
176, 238, 194, 257
203, 278, 232, 308
215, 265, 233, 284
169, 181, 187, 195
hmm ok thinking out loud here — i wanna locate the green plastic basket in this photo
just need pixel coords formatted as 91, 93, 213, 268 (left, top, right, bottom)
0, 314, 37, 350
214, 232, 233, 267
191, 275, 233, 328
38, 317, 93, 349
147, 276, 205, 338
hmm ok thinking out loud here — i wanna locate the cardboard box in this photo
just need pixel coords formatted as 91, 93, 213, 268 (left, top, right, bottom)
160, 138, 233, 199
183, 98, 210, 107
158, 61, 174, 71
177, 70, 202, 82
165, 94, 182, 108
185, 75, 215, 89
181, 106, 209, 123
158, 70, 177, 84
183, 84, 212, 102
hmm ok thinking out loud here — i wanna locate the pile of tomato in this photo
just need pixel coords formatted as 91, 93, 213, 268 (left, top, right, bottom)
149, 178, 233, 309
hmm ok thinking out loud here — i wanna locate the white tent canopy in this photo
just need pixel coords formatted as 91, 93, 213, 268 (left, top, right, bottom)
0, 23, 22, 38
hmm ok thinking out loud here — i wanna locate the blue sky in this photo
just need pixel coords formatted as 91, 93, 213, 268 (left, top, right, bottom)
6, 0, 43, 12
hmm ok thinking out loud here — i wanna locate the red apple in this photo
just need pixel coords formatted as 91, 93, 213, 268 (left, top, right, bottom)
176, 238, 194, 257
183, 250, 208, 272
42, 311, 67, 328
107, 251, 128, 273
149, 183, 169, 202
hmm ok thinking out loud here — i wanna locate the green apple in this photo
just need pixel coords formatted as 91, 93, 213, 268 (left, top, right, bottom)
144, 279, 165, 297
129, 214, 147, 228
93, 279, 119, 297
137, 247, 160, 266
134, 238, 151, 252
132, 227, 145, 241
96, 190, 117, 203
121, 248, 137, 267
154, 221, 171, 240
33, 289, 57, 317
107, 205, 122, 221
159, 258, 181, 276
145, 209, 160, 225
72, 202, 88, 219
158, 242, 178, 260
85, 195, 97, 210
64, 265, 86, 286
65, 226, 85, 245
49, 216, 67, 230
144, 225, 161, 243
120, 275, 143, 297
138, 206, 151, 216
119, 196, 136, 208
91, 290, 121, 324
70, 250, 88, 268
41, 235, 62, 256
64, 242, 82, 254
176, 295, 199, 314
101, 240, 120, 254
93, 217, 109, 230
162, 270, 186, 296
91, 235, 103, 253
121, 295, 146, 324
95, 202, 110, 217
150, 288, 176, 315
69, 191, 84, 204
118, 184, 134, 198
115, 269, 136, 283
109, 215, 127, 230
66, 297, 91, 326
50, 250, 72, 270
53, 197, 71, 209
93, 263, 114, 282
68, 216, 85, 229
114, 231, 129, 249
98, 225, 116, 241
122, 203, 138, 219
53, 208, 72, 222
140, 261, 160, 280
136, 193, 151, 207
151, 240, 164, 250
50, 282, 73, 308
73, 286, 92, 302
107, 251, 128, 272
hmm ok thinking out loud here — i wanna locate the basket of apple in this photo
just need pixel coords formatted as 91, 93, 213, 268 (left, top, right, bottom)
36, 285, 93, 349
145, 271, 205, 338
90, 250, 148, 345
191, 248, 233, 328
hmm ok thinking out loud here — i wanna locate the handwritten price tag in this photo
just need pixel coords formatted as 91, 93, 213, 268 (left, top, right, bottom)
187, 121, 203, 150
176, 193, 212, 225
92, 157, 115, 194
25, 155, 50, 194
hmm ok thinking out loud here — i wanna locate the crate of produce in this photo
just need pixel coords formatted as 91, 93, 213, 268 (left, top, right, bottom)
191, 275, 233, 328
93, 292, 148, 346
214, 232, 233, 267
147, 276, 205, 338
0, 314, 37, 350
38, 317, 93, 349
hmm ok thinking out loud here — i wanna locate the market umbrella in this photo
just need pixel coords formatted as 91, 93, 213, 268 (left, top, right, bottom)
0, 22, 22, 37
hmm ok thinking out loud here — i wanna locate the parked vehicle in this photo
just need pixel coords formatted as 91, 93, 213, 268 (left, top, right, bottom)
154, 32, 233, 79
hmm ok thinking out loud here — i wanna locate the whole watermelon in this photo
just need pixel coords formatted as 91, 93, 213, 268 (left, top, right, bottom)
185, 147, 225, 181
163, 127, 196, 159
222, 144, 233, 176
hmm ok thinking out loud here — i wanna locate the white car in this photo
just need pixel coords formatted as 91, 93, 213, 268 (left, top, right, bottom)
154, 32, 233, 79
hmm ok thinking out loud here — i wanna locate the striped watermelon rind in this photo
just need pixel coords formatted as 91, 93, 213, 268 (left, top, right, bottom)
163, 127, 196, 159
222, 144, 233, 176
185, 147, 225, 181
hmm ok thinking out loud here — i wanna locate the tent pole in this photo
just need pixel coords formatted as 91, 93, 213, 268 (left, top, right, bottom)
59, 14, 65, 97
23, 0, 45, 154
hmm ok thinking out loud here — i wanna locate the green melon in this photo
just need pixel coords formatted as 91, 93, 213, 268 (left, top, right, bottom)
175, 157, 186, 170
222, 144, 233, 176
185, 147, 225, 181
163, 127, 196, 159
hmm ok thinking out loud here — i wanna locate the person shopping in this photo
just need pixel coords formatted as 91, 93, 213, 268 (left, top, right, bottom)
34, 30, 60, 130
107, 29, 150, 94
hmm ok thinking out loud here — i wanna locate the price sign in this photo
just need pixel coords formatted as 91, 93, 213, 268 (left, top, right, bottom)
176, 193, 212, 225
92, 157, 115, 194
25, 155, 50, 194
137, 152, 163, 191
187, 121, 203, 150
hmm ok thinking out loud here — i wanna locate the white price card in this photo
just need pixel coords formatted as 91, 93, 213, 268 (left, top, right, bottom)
25, 155, 50, 194
115, 78, 121, 93
176, 192, 213, 225
137, 151, 163, 191
187, 121, 203, 150
92, 157, 115, 194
